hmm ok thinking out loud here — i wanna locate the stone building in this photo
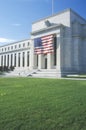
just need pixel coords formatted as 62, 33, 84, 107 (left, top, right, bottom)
0, 8, 86, 77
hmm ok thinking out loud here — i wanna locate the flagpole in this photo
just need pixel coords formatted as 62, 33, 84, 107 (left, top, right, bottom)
52, 0, 54, 15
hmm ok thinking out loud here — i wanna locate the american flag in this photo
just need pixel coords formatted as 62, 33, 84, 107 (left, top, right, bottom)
34, 34, 54, 54
34, 38, 43, 54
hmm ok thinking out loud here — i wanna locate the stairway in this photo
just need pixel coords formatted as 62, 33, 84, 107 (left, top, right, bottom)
4, 69, 32, 77
28, 69, 58, 78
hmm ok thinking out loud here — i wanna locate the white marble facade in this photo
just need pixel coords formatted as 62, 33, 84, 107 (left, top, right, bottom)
0, 8, 86, 77
0, 39, 32, 70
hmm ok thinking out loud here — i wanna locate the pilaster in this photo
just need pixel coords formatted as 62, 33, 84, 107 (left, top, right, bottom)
56, 34, 61, 71
25, 51, 27, 67
47, 53, 52, 69
16, 53, 18, 67
30, 39, 34, 70
3, 55, 4, 66
6, 54, 8, 66
38, 54, 42, 69
13, 53, 15, 66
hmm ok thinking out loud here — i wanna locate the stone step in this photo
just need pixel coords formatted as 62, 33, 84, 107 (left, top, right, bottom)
38, 69, 57, 72
33, 74, 57, 77
33, 72, 57, 74
30, 69, 58, 78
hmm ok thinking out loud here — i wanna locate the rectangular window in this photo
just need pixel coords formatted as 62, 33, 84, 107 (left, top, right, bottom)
7, 55, 9, 67
8, 47, 10, 50
27, 51, 29, 66
11, 54, 13, 66
4, 55, 6, 66
23, 52, 25, 67
18, 53, 20, 67
14, 54, 16, 67
37, 55, 38, 67
19, 44, 21, 48
1, 56, 3, 66
15, 45, 17, 49
23, 43, 25, 47
28, 42, 30, 46
11, 46, 13, 50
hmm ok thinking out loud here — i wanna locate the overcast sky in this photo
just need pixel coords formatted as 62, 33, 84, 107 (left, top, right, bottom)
0, 0, 86, 45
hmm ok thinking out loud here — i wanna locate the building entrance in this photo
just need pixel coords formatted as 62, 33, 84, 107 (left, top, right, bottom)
45, 58, 47, 69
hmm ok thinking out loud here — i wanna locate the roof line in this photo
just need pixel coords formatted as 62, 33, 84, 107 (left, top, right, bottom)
32, 8, 86, 24
32, 8, 71, 24
70, 8, 86, 23
0, 38, 30, 47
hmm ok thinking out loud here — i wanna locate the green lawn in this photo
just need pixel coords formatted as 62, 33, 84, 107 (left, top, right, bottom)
0, 78, 86, 130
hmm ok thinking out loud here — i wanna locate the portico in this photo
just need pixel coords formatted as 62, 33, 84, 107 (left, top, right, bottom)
31, 24, 64, 74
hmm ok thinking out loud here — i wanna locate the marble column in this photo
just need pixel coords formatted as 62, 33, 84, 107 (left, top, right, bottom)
13, 53, 15, 66
25, 51, 27, 67
6, 54, 8, 66
3, 55, 4, 66
34, 54, 38, 69
29, 39, 34, 70
38, 54, 42, 69
16, 53, 18, 67
56, 32, 63, 78
56, 34, 61, 71
47, 53, 52, 69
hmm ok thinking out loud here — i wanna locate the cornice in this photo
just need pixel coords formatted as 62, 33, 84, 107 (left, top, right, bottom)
31, 24, 64, 35
0, 39, 30, 48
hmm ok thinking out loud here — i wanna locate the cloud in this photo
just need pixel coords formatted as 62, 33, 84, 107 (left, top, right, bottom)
0, 38, 15, 45
12, 23, 21, 26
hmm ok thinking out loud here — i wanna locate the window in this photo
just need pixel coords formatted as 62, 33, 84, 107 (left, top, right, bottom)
11, 46, 13, 50
2, 48, 3, 52
14, 54, 16, 67
23, 43, 25, 47
23, 52, 25, 67
11, 54, 13, 66
5, 48, 6, 51
27, 51, 29, 66
18, 53, 20, 67
7, 55, 9, 66
4, 55, 6, 66
19, 44, 21, 48
28, 42, 30, 46
8, 47, 10, 50
1, 56, 3, 66
15, 45, 17, 49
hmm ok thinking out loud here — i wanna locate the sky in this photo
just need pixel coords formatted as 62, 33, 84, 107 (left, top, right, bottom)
0, 0, 86, 46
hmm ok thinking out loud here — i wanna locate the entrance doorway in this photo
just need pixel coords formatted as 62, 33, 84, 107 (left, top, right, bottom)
45, 58, 47, 69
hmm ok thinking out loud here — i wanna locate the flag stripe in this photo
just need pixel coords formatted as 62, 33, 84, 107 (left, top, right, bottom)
42, 34, 54, 54
34, 34, 54, 54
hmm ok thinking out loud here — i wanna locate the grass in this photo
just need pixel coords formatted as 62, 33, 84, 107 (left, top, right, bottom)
0, 78, 86, 130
